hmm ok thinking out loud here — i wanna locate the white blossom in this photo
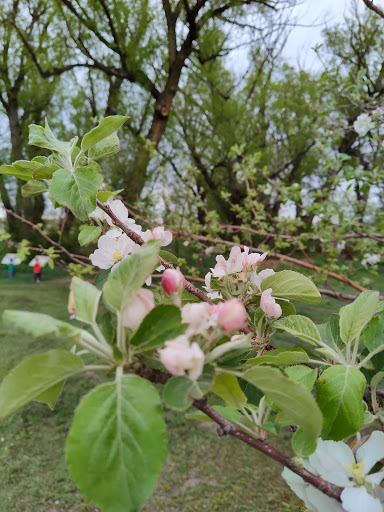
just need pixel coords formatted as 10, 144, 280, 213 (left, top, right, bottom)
361, 253, 381, 268
89, 233, 136, 269
353, 113, 375, 137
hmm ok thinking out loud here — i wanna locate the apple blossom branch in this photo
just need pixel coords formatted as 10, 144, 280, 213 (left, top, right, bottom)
122, 201, 377, 299
134, 363, 343, 502
96, 199, 213, 305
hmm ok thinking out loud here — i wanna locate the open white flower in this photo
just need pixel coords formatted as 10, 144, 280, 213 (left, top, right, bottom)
353, 113, 375, 137
89, 233, 136, 269
282, 432, 384, 512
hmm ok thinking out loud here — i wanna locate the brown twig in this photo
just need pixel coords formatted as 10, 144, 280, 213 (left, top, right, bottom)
58, 208, 70, 245
2, 207, 88, 266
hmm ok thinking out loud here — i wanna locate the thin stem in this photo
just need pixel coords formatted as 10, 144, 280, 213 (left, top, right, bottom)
357, 345, 384, 369
116, 312, 127, 359
351, 333, 361, 366
92, 322, 110, 349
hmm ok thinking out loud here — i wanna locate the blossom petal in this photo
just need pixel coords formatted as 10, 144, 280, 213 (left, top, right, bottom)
308, 439, 353, 487
356, 431, 384, 474
341, 487, 383, 512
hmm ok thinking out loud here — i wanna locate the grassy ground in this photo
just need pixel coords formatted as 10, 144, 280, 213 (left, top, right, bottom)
0, 262, 382, 512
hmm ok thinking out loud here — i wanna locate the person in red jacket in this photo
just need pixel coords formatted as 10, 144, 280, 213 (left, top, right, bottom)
34, 258, 42, 283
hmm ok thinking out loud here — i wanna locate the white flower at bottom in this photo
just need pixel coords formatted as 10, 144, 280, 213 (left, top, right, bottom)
89, 233, 136, 269
282, 432, 384, 512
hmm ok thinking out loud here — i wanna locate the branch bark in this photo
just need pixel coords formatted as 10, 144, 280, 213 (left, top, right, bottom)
362, 0, 384, 18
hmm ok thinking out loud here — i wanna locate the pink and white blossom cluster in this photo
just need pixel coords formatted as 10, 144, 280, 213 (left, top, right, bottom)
181, 299, 246, 334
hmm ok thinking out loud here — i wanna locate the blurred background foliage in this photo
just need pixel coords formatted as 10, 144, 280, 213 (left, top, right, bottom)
0, 0, 383, 281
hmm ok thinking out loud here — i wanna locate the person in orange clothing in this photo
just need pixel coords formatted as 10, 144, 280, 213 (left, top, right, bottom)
33, 258, 42, 283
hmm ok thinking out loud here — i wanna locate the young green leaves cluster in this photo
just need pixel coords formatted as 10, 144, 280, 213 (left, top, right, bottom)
0, 116, 128, 220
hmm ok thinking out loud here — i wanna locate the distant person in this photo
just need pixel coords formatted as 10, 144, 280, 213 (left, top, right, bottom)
8, 258, 14, 279
34, 258, 42, 283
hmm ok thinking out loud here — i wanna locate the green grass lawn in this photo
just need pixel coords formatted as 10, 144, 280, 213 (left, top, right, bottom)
0, 263, 382, 512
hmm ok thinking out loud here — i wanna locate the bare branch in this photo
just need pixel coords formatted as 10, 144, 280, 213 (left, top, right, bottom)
362, 0, 384, 18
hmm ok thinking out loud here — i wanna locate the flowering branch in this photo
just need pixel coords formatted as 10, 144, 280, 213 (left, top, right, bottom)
96, 199, 213, 305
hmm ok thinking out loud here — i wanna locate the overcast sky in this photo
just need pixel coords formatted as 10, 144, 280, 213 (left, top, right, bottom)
282, 0, 384, 69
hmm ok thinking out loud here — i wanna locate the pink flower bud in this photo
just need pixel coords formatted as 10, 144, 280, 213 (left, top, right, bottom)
158, 335, 205, 380
260, 288, 282, 319
122, 288, 155, 330
214, 299, 247, 332
161, 268, 186, 296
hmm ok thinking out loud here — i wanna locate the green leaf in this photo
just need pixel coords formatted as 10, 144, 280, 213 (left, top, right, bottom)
78, 226, 102, 246
103, 240, 161, 312
88, 133, 121, 161
162, 365, 214, 411
0, 350, 83, 420
317, 314, 342, 351
363, 314, 384, 352
316, 366, 366, 440
32, 163, 60, 179
247, 348, 310, 367
0, 164, 33, 181
35, 380, 66, 410
21, 180, 47, 198
81, 116, 129, 151
272, 315, 321, 345
285, 366, 317, 390
243, 366, 322, 440
50, 167, 103, 221
95, 269, 111, 290
186, 405, 242, 424
276, 300, 296, 316
292, 429, 317, 457
97, 189, 123, 202
29, 121, 76, 154
261, 270, 321, 304
72, 277, 101, 325
159, 250, 178, 266
3, 310, 82, 341
66, 375, 166, 512
162, 375, 199, 410
211, 373, 247, 410
339, 291, 379, 344
130, 305, 187, 352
